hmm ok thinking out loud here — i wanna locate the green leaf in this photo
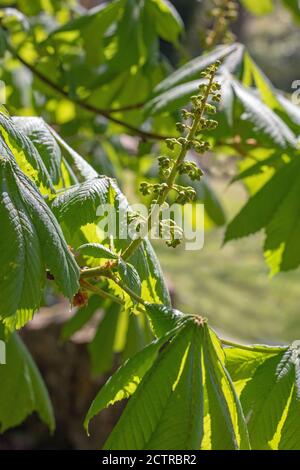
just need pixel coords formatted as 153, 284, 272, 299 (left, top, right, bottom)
225, 156, 300, 273
118, 260, 141, 298
51, 177, 112, 231
49, 126, 98, 181
154, 43, 241, 94
49, 0, 123, 66
0, 332, 54, 432
88, 317, 249, 450
0, 112, 53, 190
88, 303, 121, 378
85, 325, 178, 432
145, 303, 185, 337
144, 79, 205, 116
231, 80, 297, 148
225, 342, 300, 450
0, 146, 80, 323
147, 0, 183, 43
202, 328, 250, 450
78, 243, 118, 260
241, 0, 273, 15
13, 117, 62, 185
133, 240, 171, 306
104, 321, 202, 450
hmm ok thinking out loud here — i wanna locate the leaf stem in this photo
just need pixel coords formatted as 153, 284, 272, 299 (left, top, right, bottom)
221, 338, 286, 353
80, 279, 124, 305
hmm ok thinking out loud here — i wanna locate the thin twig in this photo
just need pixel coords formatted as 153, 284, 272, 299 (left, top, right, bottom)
80, 278, 124, 305
5, 42, 167, 141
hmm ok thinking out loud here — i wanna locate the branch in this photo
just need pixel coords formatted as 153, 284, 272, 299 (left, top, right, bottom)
5, 41, 167, 141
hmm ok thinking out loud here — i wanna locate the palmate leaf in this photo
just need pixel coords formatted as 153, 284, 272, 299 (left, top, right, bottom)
0, 330, 54, 433
225, 156, 300, 273
0, 112, 53, 190
86, 312, 249, 450
225, 341, 300, 450
0, 144, 80, 325
146, 44, 298, 150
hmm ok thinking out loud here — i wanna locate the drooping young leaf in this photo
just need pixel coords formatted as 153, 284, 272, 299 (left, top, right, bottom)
12, 117, 62, 184
0, 331, 54, 432
78, 243, 118, 260
0, 112, 53, 190
0, 145, 80, 323
225, 341, 300, 450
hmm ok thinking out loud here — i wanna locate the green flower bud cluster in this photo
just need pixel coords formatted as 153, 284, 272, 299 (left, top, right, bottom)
191, 139, 210, 153
136, 61, 221, 251
158, 155, 172, 178
140, 181, 169, 197
178, 161, 203, 181
160, 219, 183, 248
166, 237, 181, 248
173, 185, 196, 204
206, 0, 238, 48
